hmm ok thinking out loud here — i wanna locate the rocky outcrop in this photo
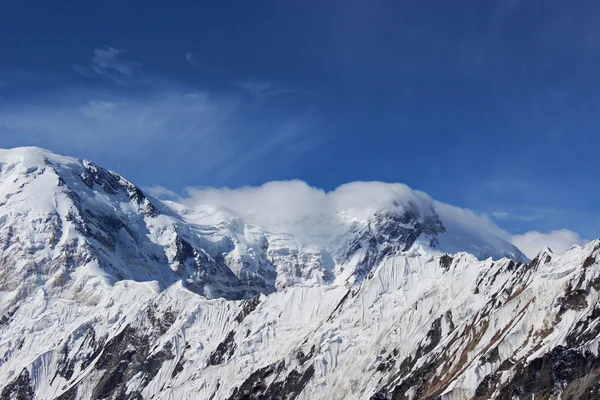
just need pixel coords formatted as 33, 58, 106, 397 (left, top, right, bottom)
345, 202, 446, 280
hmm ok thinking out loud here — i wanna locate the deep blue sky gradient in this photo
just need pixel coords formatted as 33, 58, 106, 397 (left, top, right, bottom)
1, 1, 599, 238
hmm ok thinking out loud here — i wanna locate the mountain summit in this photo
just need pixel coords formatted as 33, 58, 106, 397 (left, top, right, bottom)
1, 147, 598, 399
0, 147, 525, 299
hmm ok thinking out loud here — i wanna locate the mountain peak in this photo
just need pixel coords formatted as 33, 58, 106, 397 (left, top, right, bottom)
1, 148, 598, 400
0, 147, 526, 301
0, 146, 77, 167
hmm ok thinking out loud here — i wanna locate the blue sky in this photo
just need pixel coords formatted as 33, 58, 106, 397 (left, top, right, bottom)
1, 1, 599, 243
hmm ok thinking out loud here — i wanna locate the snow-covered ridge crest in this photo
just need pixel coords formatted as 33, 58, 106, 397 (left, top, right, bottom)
1, 147, 600, 399
181, 180, 491, 240
176, 180, 526, 262
0, 146, 525, 300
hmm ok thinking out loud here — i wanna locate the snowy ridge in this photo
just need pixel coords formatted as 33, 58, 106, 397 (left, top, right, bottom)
0, 147, 599, 399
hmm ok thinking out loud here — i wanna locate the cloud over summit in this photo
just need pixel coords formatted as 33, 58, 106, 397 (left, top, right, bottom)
158, 180, 587, 259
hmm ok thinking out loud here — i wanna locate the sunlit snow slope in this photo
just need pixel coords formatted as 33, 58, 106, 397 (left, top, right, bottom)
1, 147, 599, 400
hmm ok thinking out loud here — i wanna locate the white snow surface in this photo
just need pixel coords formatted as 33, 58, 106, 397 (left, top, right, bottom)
0, 147, 598, 400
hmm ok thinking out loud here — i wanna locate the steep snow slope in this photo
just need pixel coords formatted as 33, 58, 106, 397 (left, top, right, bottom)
2, 241, 600, 399
0, 147, 269, 300
1, 147, 598, 400
0, 147, 526, 298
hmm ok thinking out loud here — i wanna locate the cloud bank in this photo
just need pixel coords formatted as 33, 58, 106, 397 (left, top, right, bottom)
510, 229, 588, 259
161, 180, 589, 257
183, 180, 431, 225
171, 181, 499, 251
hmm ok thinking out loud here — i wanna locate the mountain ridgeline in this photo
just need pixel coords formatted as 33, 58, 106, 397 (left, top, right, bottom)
0, 147, 599, 400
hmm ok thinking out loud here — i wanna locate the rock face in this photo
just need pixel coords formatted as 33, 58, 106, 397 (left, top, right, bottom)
344, 204, 446, 280
1, 147, 599, 400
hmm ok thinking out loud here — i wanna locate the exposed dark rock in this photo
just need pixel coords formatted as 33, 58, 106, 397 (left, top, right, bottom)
528, 253, 548, 271
80, 328, 104, 371
506, 260, 516, 272
583, 255, 596, 269
0, 307, 18, 327
227, 363, 277, 400
227, 361, 315, 400
171, 342, 190, 379
474, 372, 501, 398
371, 317, 445, 399
558, 282, 588, 315
326, 289, 351, 322
566, 306, 600, 347
234, 295, 261, 323
208, 330, 237, 366
444, 311, 455, 332
141, 341, 175, 387
377, 349, 399, 373
260, 366, 315, 400
80, 163, 122, 196
146, 305, 176, 336
90, 321, 175, 400
592, 276, 600, 291
92, 326, 141, 399
1, 369, 34, 400
346, 203, 446, 280
373, 317, 490, 400
415, 315, 443, 360
439, 254, 453, 271
171, 235, 197, 268
78, 161, 159, 218
296, 345, 315, 366
378, 355, 438, 400
496, 346, 600, 400
54, 386, 78, 400
125, 184, 159, 218
480, 346, 501, 365
52, 343, 76, 383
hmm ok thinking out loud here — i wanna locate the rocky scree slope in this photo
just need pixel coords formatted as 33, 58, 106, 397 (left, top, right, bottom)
0, 148, 598, 399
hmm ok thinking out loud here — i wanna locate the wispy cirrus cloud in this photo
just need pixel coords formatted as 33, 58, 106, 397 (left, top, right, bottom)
184, 52, 203, 69
0, 45, 330, 188
0, 88, 326, 188
74, 46, 140, 84
238, 79, 311, 101
491, 210, 543, 222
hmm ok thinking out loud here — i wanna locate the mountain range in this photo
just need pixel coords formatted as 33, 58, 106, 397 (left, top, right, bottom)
0, 147, 598, 399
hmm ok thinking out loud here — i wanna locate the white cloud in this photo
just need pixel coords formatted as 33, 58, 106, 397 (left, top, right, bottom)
510, 229, 588, 259
184, 180, 428, 225
75, 46, 139, 84
178, 181, 595, 259
179, 180, 520, 250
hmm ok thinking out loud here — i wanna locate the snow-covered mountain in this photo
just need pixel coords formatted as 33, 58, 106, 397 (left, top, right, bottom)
0, 147, 598, 399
